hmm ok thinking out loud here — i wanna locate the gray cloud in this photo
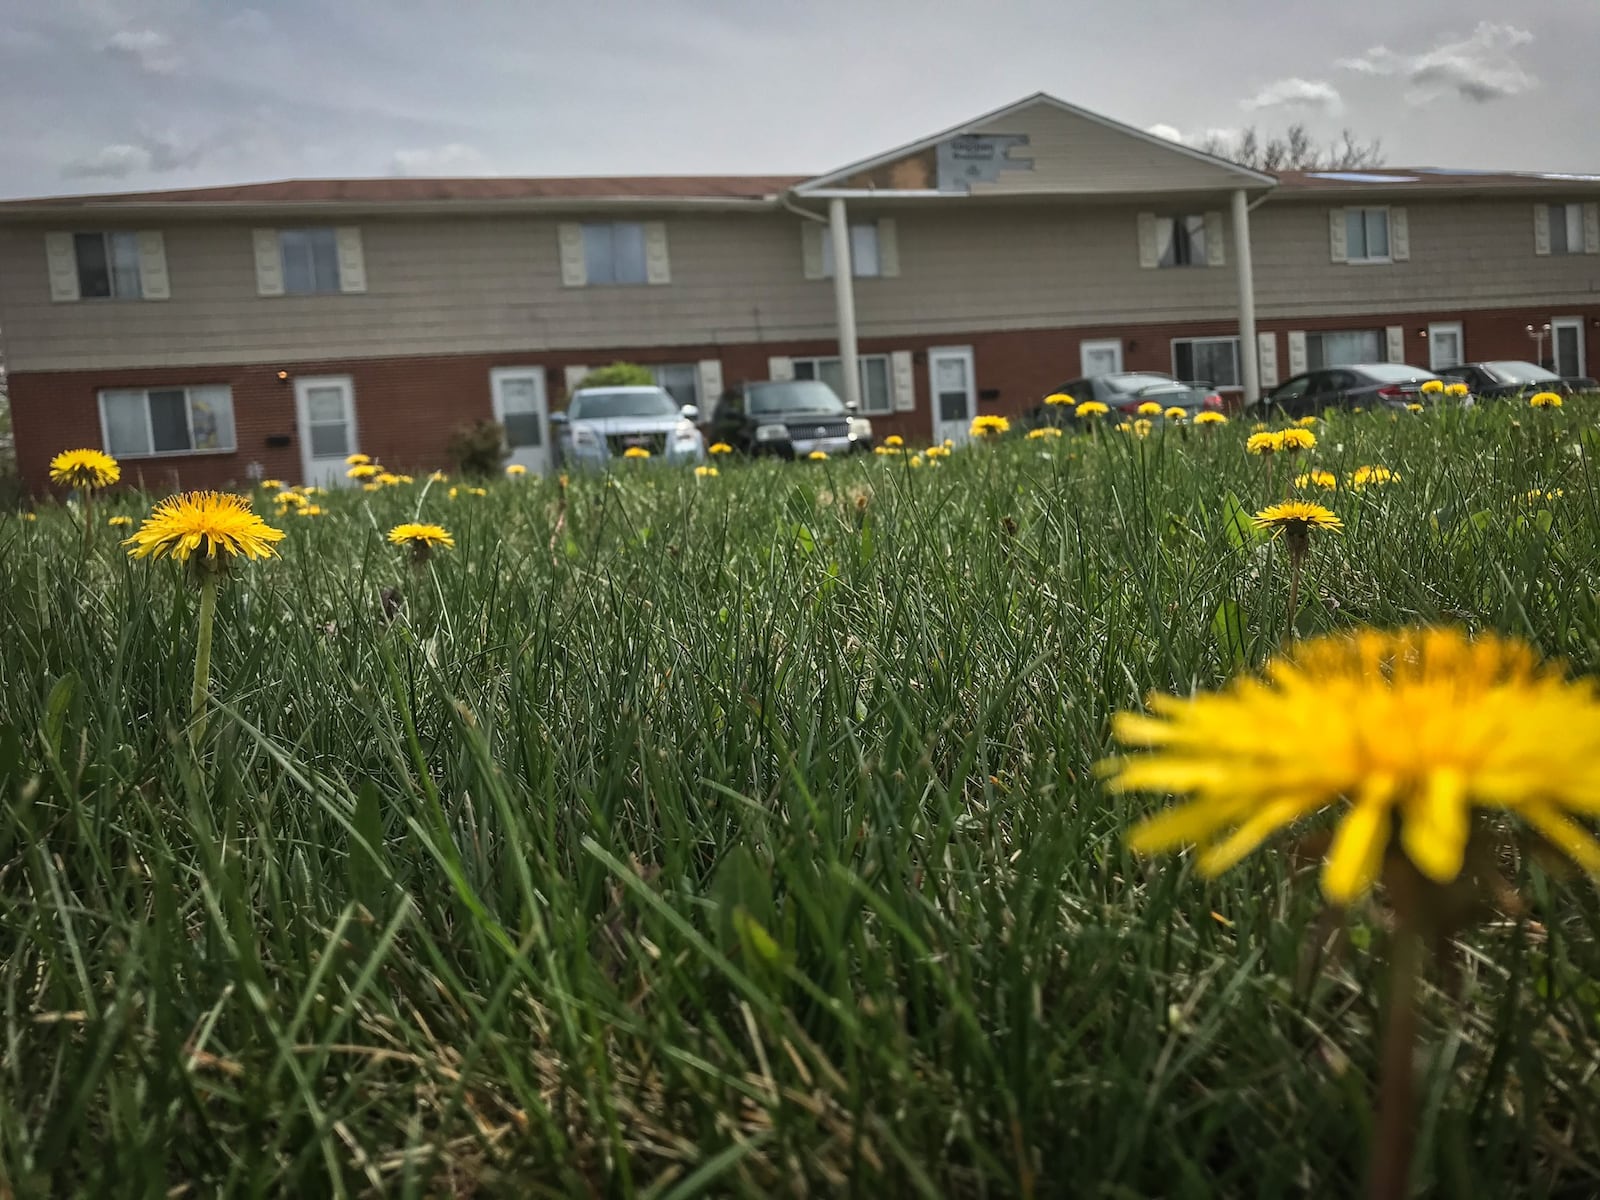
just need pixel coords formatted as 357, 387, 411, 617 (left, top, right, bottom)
1337, 22, 1536, 103
104, 28, 179, 75
62, 133, 207, 179
1240, 78, 1342, 113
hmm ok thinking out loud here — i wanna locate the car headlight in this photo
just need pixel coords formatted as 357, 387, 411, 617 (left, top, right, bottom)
571, 424, 600, 448
754, 423, 788, 442
848, 417, 873, 439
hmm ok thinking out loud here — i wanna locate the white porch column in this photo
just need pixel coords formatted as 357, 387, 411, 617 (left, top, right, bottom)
828, 197, 862, 409
1231, 188, 1260, 406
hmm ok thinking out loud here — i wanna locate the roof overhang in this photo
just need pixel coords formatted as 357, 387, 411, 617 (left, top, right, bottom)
0, 195, 783, 222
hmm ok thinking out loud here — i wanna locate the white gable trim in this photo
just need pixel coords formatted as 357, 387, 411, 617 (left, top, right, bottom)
792, 91, 1277, 195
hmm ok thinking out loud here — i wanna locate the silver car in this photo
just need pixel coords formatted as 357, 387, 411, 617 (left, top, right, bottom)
551, 385, 707, 468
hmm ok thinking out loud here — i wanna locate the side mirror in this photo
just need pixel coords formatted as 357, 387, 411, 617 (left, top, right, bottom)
680, 404, 700, 422
548, 411, 569, 427
845, 399, 860, 413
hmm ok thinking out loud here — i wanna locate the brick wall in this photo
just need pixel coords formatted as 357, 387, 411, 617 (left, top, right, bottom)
12, 303, 1598, 493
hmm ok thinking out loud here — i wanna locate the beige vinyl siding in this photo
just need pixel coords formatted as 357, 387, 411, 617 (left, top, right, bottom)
965, 102, 1252, 195
1251, 198, 1600, 318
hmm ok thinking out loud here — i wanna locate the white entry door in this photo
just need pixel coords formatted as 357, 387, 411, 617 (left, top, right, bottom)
491, 367, 551, 475
1428, 322, 1464, 370
929, 346, 977, 446
1080, 339, 1123, 377
294, 375, 358, 487
1553, 317, 1587, 378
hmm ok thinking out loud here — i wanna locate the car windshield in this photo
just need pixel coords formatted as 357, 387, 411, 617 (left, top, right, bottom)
1482, 361, 1560, 384
747, 380, 847, 415
1103, 373, 1182, 394
1355, 364, 1441, 383
568, 389, 679, 420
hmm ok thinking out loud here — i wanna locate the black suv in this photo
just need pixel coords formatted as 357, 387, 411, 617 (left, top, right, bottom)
706, 380, 871, 458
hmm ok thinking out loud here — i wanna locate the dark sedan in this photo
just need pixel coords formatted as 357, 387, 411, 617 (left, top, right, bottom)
1028, 372, 1224, 425
1252, 364, 1452, 418
1437, 361, 1592, 399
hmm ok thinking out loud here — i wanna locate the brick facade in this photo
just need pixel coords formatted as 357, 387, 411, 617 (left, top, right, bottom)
12, 304, 1598, 493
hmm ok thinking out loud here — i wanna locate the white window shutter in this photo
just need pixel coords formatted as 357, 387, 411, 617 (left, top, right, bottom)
557, 224, 587, 287
1585, 202, 1600, 254
563, 365, 589, 396
335, 227, 367, 293
767, 356, 794, 381
1205, 212, 1226, 267
1257, 332, 1279, 389
1385, 326, 1406, 363
801, 222, 825, 279
1389, 208, 1410, 261
696, 359, 723, 405
252, 228, 284, 296
1137, 213, 1159, 269
877, 218, 900, 277
1328, 209, 1347, 263
1287, 331, 1308, 376
44, 232, 80, 302
643, 222, 670, 285
135, 231, 170, 299
1533, 205, 1552, 256
891, 350, 915, 411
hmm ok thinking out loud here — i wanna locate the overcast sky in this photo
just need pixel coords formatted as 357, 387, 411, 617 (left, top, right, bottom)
1, 0, 1594, 198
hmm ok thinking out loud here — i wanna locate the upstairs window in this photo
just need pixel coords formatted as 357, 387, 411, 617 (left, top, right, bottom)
74, 232, 143, 299
1157, 215, 1207, 268
1344, 208, 1391, 263
582, 222, 648, 285
1549, 203, 1585, 255
279, 228, 342, 294
820, 223, 882, 278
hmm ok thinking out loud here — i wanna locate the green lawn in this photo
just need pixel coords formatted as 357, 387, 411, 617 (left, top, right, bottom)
3, 406, 1600, 1197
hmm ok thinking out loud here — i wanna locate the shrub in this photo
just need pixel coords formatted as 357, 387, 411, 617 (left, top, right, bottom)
447, 418, 507, 478
570, 362, 654, 391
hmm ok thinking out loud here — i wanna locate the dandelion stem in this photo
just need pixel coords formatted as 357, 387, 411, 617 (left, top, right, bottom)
1370, 894, 1422, 1200
1286, 555, 1302, 641
80, 488, 93, 555
189, 569, 220, 751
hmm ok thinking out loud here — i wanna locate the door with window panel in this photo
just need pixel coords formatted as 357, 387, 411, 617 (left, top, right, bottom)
1553, 318, 1587, 379
294, 376, 359, 487
929, 346, 977, 446
491, 367, 551, 475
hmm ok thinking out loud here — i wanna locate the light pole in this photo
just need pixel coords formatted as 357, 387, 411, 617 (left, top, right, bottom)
1527, 322, 1552, 367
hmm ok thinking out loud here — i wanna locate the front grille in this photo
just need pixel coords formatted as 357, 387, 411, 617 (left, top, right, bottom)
790, 420, 850, 440
606, 432, 668, 456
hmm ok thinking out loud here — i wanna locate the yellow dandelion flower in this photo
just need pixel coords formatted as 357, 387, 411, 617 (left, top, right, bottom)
1044, 392, 1073, 406
623, 446, 652, 460
107, 515, 134, 528
1136, 401, 1163, 416
874, 445, 901, 456
299, 505, 323, 516
394, 474, 414, 484
469, 486, 488, 497
1296, 416, 1319, 428
345, 453, 371, 466
124, 492, 285, 565
709, 442, 733, 455
429, 471, 449, 483
1074, 400, 1109, 419
23, 513, 37, 522
884, 434, 905, 447
1133, 419, 1154, 438
347, 463, 381, 480
49, 448, 120, 490
1164, 406, 1188, 422
1420, 379, 1445, 395
362, 482, 381, 493
1253, 499, 1342, 541
910, 454, 925, 467
1107, 626, 1600, 904
1295, 470, 1338, 490
275, 491, 308, 508
1195, 411, 1228, 426
1526, 488, 1564, 504
506, 463, 528, 476
925, 445, 952, 458
375, 472, 403, 487
1027, 427, 1064, 440
806, 449, 829, 461
258, 479, 285, 491
1350, 465, 1399, 489
1446, 382, 1470, 397
1406, 403, 1424, 413
448, 486, 459, 499
1530, 391, 1563, 409
1115, 422, 1133, 433
694, 465, 719, 478
387, 522, 455, 554
970, 414, 1011, 438
1246, 431, 1282, 455
1278, 427, 1316, 452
